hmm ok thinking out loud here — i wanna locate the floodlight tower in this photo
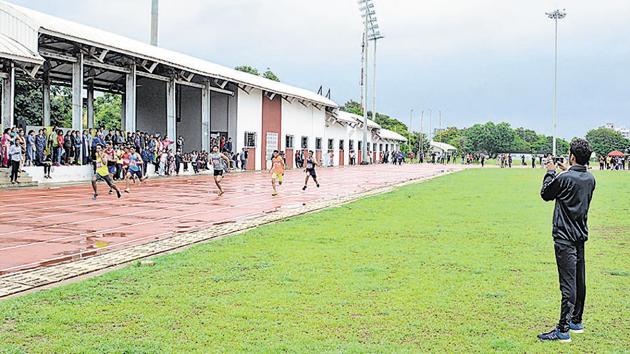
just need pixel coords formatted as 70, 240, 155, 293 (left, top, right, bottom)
151, 0, 159, 46
546, 9, 566, 156
358, 0, 380, 163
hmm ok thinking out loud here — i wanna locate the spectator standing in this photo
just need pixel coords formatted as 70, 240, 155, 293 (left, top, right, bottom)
240, 148, 248, 170
8, 141, 22, 184
25, 130, 35, 167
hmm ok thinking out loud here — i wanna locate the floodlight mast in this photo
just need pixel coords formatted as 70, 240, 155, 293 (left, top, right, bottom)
151, 0, 159, 46
358, 0, 382, 163
546, 9, 566, 156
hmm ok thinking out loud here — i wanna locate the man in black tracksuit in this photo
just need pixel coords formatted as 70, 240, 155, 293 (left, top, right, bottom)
538, 138, 596, 343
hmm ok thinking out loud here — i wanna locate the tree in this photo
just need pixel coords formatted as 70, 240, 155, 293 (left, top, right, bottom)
434, 127, 464, 150
462, 122, 515, 157
50, 85, 72, 128
585, 127, 630, 156
262, 70, 280, 82
515, 127, 538, 145
234, 65, 259, 76
341, 100, 363, 116
531, 135, 570, 156
14, 80, 43, 126
94, 93, 122, 131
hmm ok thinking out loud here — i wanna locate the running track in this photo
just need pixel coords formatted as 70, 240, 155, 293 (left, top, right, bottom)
0, 164, 459, 275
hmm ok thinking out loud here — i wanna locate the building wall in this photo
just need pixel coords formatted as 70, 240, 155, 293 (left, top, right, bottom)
281, 99, 326, 167
136, 77, 167, 135
261, 94, 282, 170
323, 120, 349, 166
236, 87, 262, 170
177, 85, 202, 152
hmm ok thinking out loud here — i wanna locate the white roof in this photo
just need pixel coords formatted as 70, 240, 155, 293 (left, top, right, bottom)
4, 2, 337, 108
378, 128, 407, 142
337, 110, 380, 129
0, 32, 43, 64
430, 141, 457, 152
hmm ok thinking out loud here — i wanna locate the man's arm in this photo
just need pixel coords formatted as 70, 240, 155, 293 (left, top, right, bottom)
540, 158, 565, 201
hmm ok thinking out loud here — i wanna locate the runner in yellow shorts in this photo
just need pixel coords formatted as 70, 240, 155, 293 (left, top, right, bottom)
270, 150, 285, 196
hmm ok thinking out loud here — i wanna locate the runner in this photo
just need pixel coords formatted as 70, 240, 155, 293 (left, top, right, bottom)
209, 145, 230, 196
104, 142, 116, 194
92, 144, 122, 200
270, 150, 285, 196
124, 146, 144, 193
302, 150, 320, 190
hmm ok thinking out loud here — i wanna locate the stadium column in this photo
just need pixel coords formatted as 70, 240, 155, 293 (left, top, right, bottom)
166, 78, 176, 149
87, 85, 95, 129
123, 63, 137, 132
42, 73, 51, 127
1, 63, 15, 129
71, 53, 84, 131
201, 80, 211, 151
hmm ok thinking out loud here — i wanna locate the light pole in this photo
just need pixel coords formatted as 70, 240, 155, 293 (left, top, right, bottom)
358, 0, 381, 163
420, 110, 424, 161
150, 0, 159, 46
409, 109, 414, 152
546, 9, 566, 156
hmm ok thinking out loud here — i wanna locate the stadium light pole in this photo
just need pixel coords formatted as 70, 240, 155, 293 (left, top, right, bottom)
420, 110, 424, 160
358, 0, 380, 163
409, 109, 414, 149
546, 9, 566, 156
150, 0, 159, 46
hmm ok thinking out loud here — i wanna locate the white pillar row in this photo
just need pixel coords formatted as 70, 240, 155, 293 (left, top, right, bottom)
71, 53, 84, 131
42, 76, 51, 127
1, 63, 15, 129
166, 78, 176, 148
87, 85, 95, 129
201, 81, 211, 151
124, 63, 136, 132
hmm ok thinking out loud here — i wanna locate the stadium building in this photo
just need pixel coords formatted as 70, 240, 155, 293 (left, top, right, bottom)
0, 2, 406, 182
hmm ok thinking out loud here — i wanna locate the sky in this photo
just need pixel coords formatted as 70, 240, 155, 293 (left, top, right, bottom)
10, 0, 630, 138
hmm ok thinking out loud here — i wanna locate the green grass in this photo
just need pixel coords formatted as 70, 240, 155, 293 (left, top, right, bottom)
1, 169, 629, 353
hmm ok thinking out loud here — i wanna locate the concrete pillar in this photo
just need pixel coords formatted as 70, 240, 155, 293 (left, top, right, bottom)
1, 63, 15, 129
201, 81, 211, 151
166, 79, 176, 148
120, 93, 126, 130
71, 53, 84, 131
124, 63, 136, 132
42, 77, 51, 127
87, 85, 95, 129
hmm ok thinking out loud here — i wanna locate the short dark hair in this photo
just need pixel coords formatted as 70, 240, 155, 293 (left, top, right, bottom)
570, 138, 592, 165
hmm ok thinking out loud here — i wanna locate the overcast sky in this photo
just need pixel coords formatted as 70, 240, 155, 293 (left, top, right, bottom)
11, 0, 630, 138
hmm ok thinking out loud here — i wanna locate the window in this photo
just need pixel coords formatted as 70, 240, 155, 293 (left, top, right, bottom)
301, 136, 308, 149
285, 135, 294, 149
315, 138, 322, 150
373, 143, 377, 151
349, 139, 354, 150
385, 144, 389, 152
339, 139, 345, 150
327, 139, 334, 150
244, 132, 256, 147
379, 144, 383, 152
358, 141, 363, 151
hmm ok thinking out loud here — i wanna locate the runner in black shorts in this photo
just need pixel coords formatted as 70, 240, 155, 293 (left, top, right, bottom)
302, 150, 320, 190
209, 145, 230, 196
92, 144, 122, 200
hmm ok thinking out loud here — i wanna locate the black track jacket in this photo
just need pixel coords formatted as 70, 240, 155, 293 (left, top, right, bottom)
540, 165, 596, 243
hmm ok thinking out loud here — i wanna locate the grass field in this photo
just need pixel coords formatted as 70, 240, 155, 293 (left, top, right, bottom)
1, 168, 629, 353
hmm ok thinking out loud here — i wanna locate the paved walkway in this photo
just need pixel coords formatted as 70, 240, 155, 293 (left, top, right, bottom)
0, 163, 462, 297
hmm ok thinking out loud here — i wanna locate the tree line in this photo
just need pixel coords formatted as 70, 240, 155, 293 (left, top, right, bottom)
342, 100, 630, 157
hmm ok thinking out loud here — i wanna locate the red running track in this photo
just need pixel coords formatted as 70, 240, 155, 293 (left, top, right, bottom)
0, 163, 458, 275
